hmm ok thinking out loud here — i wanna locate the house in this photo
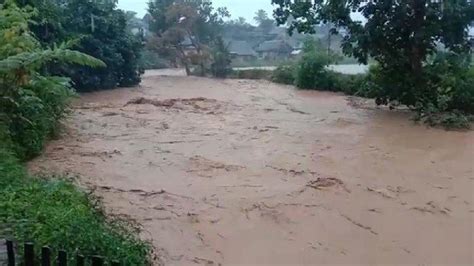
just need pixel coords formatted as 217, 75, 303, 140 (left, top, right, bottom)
255, 40, 293, 59
268, 27, 287, 38
227, 41, 257, 63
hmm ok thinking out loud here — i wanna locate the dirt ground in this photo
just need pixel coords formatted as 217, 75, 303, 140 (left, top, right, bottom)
29, 70, 474, 265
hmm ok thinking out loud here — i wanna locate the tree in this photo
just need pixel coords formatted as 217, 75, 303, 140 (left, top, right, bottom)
237, 17, 247, 25
210, 37, 232, 78
254, 9, 274, 33
272, 0, 474, 108
147, 0, 229, 75
7, 0, 144, 91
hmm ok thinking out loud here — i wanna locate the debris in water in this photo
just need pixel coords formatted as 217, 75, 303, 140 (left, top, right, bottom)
411, 201, 451, 216
307, 177, 350, 193
340, 214, 378, 235
125, 97, 221, 113
367, 187, 397, 199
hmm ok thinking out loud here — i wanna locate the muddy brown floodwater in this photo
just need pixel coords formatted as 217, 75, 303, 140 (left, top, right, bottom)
29, 70, 474, 265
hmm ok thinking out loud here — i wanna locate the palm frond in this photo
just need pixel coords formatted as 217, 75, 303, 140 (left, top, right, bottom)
0, 48, 106, 73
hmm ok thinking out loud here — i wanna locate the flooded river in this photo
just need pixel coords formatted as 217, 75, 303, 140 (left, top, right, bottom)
29, 70, 473, 265
234, 64, 370, 75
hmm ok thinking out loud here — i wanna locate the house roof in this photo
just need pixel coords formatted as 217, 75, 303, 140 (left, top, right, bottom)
255, 40, 293, 53
269, 27, 287, 36
228, 41, 257, 56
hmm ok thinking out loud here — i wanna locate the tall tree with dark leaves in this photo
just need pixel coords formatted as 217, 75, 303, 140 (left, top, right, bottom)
254, 9, 275, 34
147, 0, 229, 75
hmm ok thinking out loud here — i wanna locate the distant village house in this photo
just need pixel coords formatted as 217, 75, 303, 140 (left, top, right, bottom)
255, 40, 293, 59
227, 41, 257, 64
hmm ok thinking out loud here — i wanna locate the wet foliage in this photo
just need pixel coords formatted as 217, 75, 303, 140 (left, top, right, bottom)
9, 0, 144, 91
272, 0, 474, 129
0, 2, 152, 263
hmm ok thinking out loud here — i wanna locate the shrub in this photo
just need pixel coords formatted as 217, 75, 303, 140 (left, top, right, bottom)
5, 77, 75, 159
362, 54, 473, 129
231, 69, 274, 80
425, 53, 474, 114
0, 145, 25, 184
294, 51, 331, 89
139, 49, 169, 70
210, 38, 232, 78
414, 104, 473, 129
327, 72, 368, 95
272, 65, 295, 85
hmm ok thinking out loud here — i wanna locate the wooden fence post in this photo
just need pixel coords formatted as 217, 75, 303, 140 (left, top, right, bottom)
24, 242, 34, 266
76, 254, 85, 266
91, 256, 104, 266
6, 240, 15, 266
41, 246, 52, 266
4, 241, 123, 266
58, 250, 67, 266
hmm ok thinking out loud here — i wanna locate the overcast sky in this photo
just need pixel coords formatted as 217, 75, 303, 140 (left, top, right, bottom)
117, 0, 275, 24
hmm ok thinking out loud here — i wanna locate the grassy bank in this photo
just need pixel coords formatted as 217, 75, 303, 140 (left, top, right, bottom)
0, 148, 151, 264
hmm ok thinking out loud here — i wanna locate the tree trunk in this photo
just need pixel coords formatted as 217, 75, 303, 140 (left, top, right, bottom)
410, 0, 427, 84
184, 63, 191, 76
186, 30, 205, 76
177, 47, 191, 76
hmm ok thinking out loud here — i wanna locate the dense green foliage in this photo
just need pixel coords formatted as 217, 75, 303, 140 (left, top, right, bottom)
0, 1, 104, 159
139, 49, 169, 70
272, 61, 366, 95
10, 0, 144, 91
272, 65, 295, 85
294, 51, 330, 90
272, 0, 474, 128
0, 2, 152, 263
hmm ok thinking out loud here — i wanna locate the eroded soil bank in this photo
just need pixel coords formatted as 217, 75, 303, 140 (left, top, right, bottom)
29, 70, 474, 265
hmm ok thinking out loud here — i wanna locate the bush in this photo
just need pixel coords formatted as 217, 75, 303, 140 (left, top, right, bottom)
414, 105, 473, 129
364, 53, 474, 128
5, 77, 75, 160
272, 65, 295, 85
210, 38, 232, 78
425, 53, 474, 114
139, 49, 169, 70
292, 50, 368, 95
333, 72, 369, 96
231, 69, 274, 80
294, 51, 331, 89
